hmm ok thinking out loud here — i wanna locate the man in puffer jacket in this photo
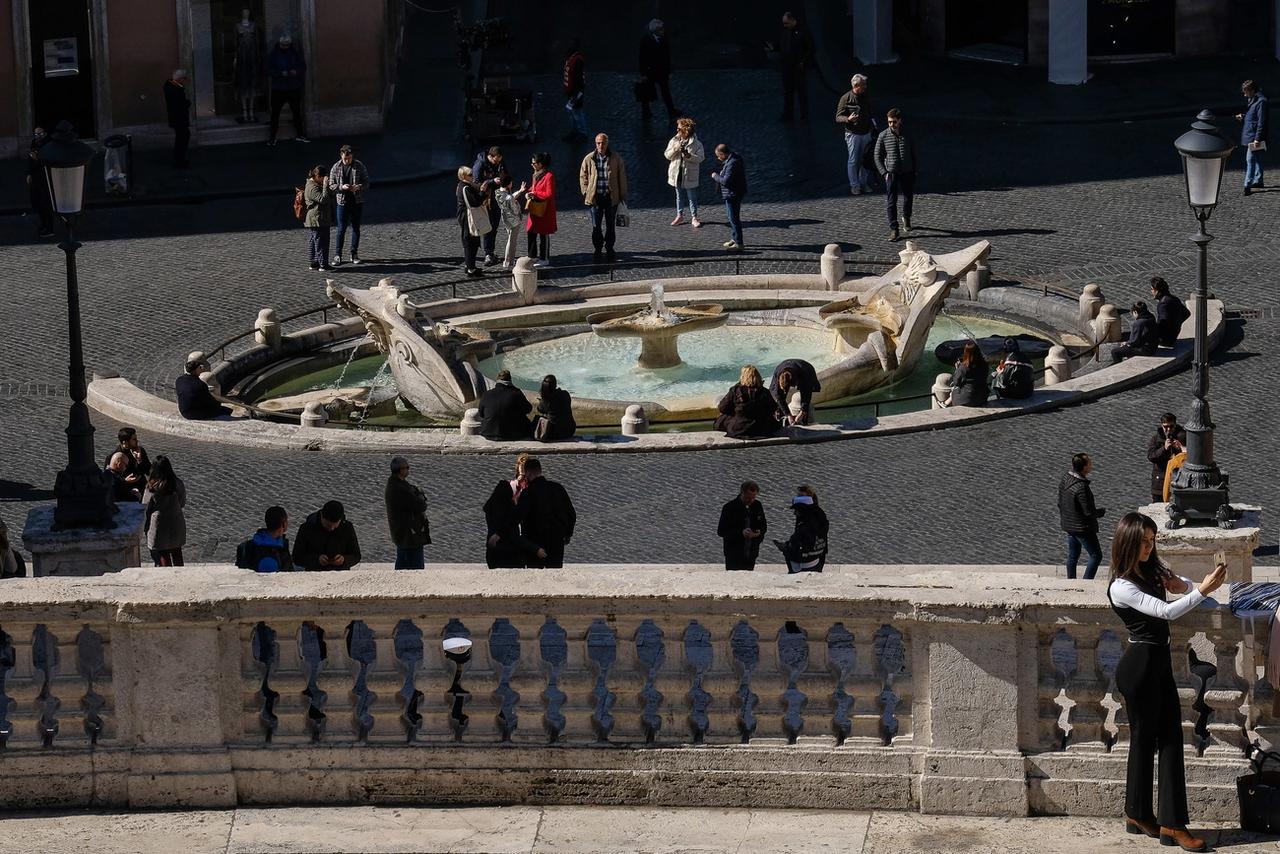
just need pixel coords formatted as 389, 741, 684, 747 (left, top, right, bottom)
874, 108, 918, 242
1058, 453, 1106, 580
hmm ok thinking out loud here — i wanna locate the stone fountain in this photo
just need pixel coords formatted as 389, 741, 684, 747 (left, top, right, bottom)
585, 284, 728, 369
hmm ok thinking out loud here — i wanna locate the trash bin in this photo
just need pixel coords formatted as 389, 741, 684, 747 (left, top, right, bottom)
103, 134, 132, 196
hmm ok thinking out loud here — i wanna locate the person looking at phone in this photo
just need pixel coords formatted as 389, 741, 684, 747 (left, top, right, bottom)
835, 74, 875, 194
1107, 511, 1227, 851
718, 481, 767, 571
1146, 413, 1187, 504
1235, 79, 1268, 196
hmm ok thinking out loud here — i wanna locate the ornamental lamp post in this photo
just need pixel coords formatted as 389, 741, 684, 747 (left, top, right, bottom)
40, 121, 116, 529
1168, 110, 1235, 528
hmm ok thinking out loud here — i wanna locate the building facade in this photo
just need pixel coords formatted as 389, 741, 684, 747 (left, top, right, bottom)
0, 0, 390, 156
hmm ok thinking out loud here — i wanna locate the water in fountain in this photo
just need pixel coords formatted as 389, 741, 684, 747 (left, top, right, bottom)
333, 335, 370, 388
649, 283, 676, 324
354, 358, 392, 427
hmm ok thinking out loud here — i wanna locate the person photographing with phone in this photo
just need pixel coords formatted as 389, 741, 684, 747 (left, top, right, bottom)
1107, 512, 1227, 851
1146, 413, 1187, 504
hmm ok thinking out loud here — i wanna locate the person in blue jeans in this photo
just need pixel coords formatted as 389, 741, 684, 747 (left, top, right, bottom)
1058, 452, 1106, 580
710, 143, 747, 251
328, 144, 369, 265
1237, 79, 1269, 195
385, 456, 430, 570
835, 74, 875, 194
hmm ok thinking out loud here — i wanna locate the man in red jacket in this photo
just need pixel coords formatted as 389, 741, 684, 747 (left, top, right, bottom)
562, 41, 587, 142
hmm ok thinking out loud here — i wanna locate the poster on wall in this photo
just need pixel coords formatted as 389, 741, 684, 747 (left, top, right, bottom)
43, 37, 80, 78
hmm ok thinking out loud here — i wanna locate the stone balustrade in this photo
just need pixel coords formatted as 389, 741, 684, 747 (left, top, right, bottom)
0, 565, 1270, 817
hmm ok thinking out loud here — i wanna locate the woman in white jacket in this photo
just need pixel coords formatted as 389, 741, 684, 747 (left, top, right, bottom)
664, 117, 705, 228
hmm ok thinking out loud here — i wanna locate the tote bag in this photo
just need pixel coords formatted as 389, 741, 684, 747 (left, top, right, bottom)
466, 198, 492, 237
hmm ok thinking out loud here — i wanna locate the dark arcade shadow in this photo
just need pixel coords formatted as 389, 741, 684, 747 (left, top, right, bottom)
0, 480, 54, 502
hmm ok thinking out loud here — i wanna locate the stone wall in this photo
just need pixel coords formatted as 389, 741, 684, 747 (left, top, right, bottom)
0, 565, 1270, 815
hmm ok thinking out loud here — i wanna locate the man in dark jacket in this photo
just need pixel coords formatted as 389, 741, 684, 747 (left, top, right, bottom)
1146, 413, 1186, 504
385, 456, 430, 570
1111, 301, 1160, 362
237, 506, 293, 572
774, 491, 828, 573
266, 34, 308, 146
718, 481, 767, 571
1150, 277, 1190, 347
176, 359, 231, 420
292, 500, 361, 571
477, 370, 532, 439
874, 108, 917, 241
767, 11, 812, 121
1237, 79, 1268, 194
769, 359, 821, 425
471, 146, 508, 266
103, 426, 151, 498
836, 74, 875, 194
711, 143, 748, 250
163, 69, 191, 168
1058, 453, 1105, 580
638, 19, 677, 120
515, 458, 576, 568
26, 128, 54, 238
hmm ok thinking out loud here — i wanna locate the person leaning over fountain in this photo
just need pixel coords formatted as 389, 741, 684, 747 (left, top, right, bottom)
769, 358, 821, 425
774, 485, 829, 573
176, 358, 231, 420
292, 500, 361, 571
477, 369, 533, 440
579, 133, 628, 262
944, 341, 989, 407
513, 458, 576, 569
715, 365, 782, 439
385, 456, 431, 570
533, 375, 576, 442
718, 481, 767, 571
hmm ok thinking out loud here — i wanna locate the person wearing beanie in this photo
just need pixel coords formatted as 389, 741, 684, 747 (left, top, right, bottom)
292, 499, 361, 571
385, 456, 431, 569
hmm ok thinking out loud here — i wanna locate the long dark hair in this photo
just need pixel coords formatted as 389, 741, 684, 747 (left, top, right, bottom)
539, 374, 558, 400
1109, 511, 1166, 587
958, 341, 985, 370
147, 454, 177, 496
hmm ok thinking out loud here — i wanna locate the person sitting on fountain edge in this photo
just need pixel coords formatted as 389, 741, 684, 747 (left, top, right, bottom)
533, 374, 576, 442
769, 358, 821, 425
715, 364, 782, 439
176, 358, 231, 420
477, 369, 533, 440
1111, 301, 1160, 363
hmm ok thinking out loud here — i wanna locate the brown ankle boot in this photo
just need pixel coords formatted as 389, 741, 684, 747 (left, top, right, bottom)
1159, 826, 1206, 851
1125, 816, 1159, 838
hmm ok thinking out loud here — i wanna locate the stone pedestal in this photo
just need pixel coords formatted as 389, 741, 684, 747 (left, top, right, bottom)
512, 258, 538, 305
22, 503, 146, 576
621, 404, 649, 436
930, 373, 952, 409
459, 408, 482, 436
1141, 502, 1262, 585
820, 244, 844, 291
1044, 345, 1072, 385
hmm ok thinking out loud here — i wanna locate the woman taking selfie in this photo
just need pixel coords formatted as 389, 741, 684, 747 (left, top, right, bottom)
1107, 512, 1226, 852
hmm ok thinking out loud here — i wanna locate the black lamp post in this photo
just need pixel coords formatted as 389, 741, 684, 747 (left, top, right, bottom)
40, 121, 115, 529
1168, 110, 1236, 528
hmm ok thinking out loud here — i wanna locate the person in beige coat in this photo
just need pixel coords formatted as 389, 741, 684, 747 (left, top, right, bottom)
578, 133, 628, 260
664, 117, 705, 227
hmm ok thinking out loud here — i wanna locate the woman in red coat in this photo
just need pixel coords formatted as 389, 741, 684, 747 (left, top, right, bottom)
525, 151, 556, 267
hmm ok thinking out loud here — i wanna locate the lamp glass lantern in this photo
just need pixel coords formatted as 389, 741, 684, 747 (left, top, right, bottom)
38, 123, 94, 216
1174, 110, 1235, 218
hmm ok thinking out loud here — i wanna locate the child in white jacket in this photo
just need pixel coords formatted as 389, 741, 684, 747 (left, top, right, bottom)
494, 175, 527, 269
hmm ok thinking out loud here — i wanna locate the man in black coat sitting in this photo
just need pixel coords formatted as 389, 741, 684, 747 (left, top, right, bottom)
514, 457, 576, 568
1150, 276, 1190, 348
477, 370, 532, 439
1111, 302, 1160, 363
176, 359, 231, 420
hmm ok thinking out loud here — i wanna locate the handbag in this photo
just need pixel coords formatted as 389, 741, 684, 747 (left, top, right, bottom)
525, 196, 548, 218
1239, 747, 1280, 833
614, 201, 631, 228
633, 79, 656, 103
466, 198, 491, 237
533, 415, 551, 442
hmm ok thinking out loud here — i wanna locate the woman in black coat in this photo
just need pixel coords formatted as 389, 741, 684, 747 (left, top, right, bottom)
714, 365, 782, 439
482, 479, 544, 568
947, 341, 990, 407
534, 374, 576, 442
456, 165, 485, 277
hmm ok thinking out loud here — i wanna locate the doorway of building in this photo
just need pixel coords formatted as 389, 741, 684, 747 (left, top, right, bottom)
29, 0, 96, 137
210, 0, 267, 119
945, 0, 1027, 64
1088, 0, 1175, 57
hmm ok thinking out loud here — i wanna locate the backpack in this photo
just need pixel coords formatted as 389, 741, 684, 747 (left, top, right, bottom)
993, 359, 1033, 399
235, 538, 255, 569
292, 187, 305, 221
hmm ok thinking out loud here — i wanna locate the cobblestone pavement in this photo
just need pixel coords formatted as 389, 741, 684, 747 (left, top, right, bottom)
2, 70, 1277, 568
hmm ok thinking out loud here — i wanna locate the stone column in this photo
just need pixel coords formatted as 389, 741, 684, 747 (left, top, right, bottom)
300, 401, 328, 428
459, 408, 482, 436
852, 0, 897, 65
1093, 304, 1121, 346
621, 405, 649, 435
820, 244, 844, 291
1044, 345, 1072, 385
1142, 502, 1262, 584
963, 263, 990, 300
920, 624, 1029, 816
1048, 0, 1088, 85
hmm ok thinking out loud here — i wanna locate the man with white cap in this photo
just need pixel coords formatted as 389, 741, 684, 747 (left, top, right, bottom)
385, 456, 430, 569
266, 33, 308, 146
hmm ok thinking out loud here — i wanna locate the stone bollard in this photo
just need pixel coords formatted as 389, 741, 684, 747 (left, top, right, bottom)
963, 262, 990, 301
254, 308, 282, 351
459, 408, 482, 436
1078, 284, 1104, 327
512, 257, 538, 305
621, 404, 649, 436
820, 244, 844, 291
301, 401, 328, 428
1044, 345, 1072, 385
1093, 304, 1121, 346
931, 373, 952, 409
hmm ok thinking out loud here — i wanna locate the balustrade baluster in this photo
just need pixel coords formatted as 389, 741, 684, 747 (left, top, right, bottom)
827, 623, 856, 745
489, 619, 521, 742
730, 620, 760, 743
31, 625, 60, 747
298, 622, 328, 742
777, 621, 809, 744
1050, 628, 1079, 750
250, 622, 279, 742
873, 624, 905, 745
0, 626, 12, 748
683, 621, 713, 743
345, 621, 377, 741
539, 618, 568, 743
635, 620, 665, 744
392, 620, 424, 742
586, 619, 617, 742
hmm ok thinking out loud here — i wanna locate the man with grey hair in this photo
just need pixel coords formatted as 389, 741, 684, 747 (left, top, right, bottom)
385, 456, 430, 570
163, 69, 191, 168
835, 73, 875, 194
638, 18, 677, 120
579, 133, 628, 261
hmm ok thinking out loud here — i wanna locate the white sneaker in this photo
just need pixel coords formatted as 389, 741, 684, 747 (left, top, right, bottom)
501, 260, 513, 270
332, 255, 343, 266
722, 240, 737, 248
483, 254, 498, 267
533, 259, 550, 268
350, 256, 362, 265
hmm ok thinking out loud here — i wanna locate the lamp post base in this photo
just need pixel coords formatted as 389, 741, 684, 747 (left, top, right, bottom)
1168, 482, 1236, 529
